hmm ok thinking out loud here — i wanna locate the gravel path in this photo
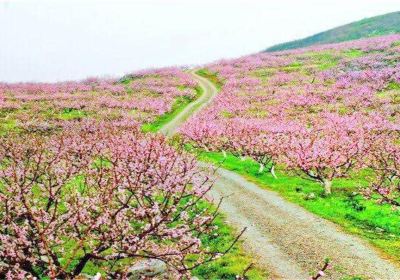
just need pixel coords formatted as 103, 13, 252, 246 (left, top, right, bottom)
209, 167, 400, 280
159, 70, 218, 137
161, 71, 400, 279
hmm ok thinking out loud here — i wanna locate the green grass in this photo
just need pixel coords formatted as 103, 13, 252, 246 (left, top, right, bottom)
282, 61, 305, 72
343, 49, 365, 58
198, 151, 400, 262
0, 119, 17, 135
297, 51, 339, 71
59, 108, 88, 120
387, 81, 400, 90
313, 52, 340, 70
141, 86, 203, 133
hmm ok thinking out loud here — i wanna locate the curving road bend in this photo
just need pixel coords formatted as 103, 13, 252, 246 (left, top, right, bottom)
160, 70, 400, 280
159, 69, 218, 137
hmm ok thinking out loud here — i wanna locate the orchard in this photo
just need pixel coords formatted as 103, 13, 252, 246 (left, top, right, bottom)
182, 35, 400, 197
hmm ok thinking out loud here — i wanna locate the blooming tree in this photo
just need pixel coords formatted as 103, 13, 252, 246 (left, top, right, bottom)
278, 114, 371, 195
364, 133, 400, 206
0, 123, 223, 279
182, 118, 279, 177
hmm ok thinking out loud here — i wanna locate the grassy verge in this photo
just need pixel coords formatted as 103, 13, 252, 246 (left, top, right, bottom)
196, 69, 223, 90
193, 211, 268, 279
198, 151, 400, 263
141, 86, 203, 133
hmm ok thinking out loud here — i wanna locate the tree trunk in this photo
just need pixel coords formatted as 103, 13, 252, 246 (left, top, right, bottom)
323, 179, 332, 195
270, 165, 277, 179
258, 163, 264, 173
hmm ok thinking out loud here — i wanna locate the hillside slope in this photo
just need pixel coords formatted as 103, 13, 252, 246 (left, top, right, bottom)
266, 11, 400, 52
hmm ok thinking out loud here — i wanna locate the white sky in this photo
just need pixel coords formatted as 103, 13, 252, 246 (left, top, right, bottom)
1, 0, 399, 82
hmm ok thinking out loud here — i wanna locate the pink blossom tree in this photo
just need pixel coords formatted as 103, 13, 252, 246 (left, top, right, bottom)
364, 132, 400, 206
278, 114, 371, 195
222, 121, 280, 177
181, 118, 280, 178
0, 123, 224, 279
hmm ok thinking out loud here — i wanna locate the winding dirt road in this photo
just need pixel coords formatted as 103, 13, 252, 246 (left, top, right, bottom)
159, 70, 218, 137
161, 70, 400, 279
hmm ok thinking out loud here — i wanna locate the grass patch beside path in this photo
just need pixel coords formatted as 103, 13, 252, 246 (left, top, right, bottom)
193, 210, 268, 279
196, 69, 224, 90
198, 151, 400, 263
141, 86, 203, 133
